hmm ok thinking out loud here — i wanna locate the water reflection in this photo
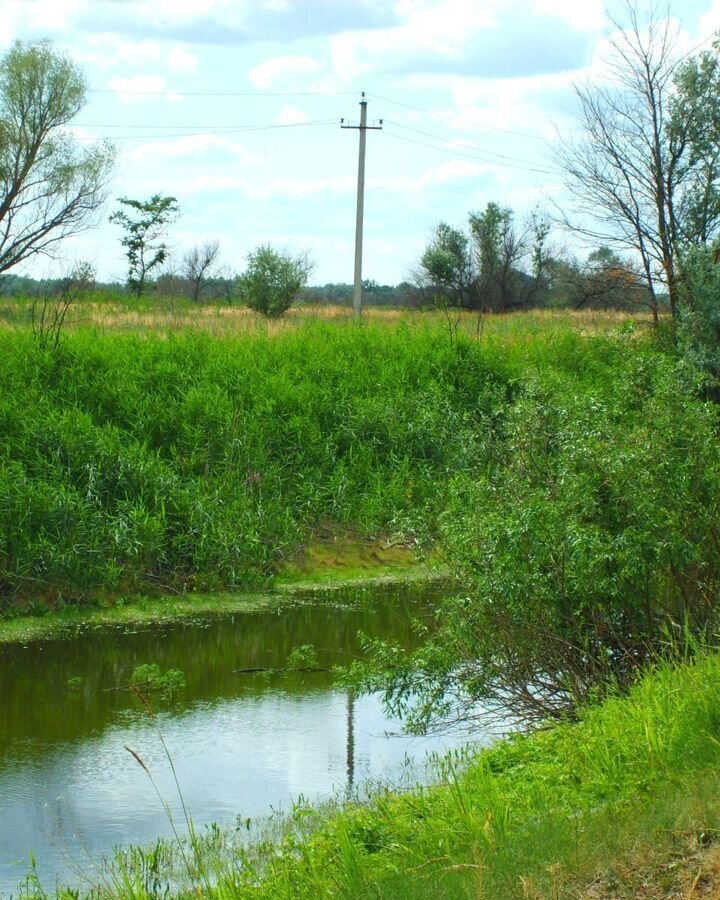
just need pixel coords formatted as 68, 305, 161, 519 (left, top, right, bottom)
0, 582, 478, 895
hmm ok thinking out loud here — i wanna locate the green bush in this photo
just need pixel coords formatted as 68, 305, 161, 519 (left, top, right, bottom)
351, 340, 720, 727
678, 245, 720, 394
237, 244, 312, 317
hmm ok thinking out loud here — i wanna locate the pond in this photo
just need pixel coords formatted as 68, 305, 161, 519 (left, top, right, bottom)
0, 580, 485, 896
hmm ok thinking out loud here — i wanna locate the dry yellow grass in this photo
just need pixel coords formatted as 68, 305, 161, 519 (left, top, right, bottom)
0, 296, 648, 339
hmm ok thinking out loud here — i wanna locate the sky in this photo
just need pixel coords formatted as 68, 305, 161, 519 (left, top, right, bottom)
2, 0, 720, 286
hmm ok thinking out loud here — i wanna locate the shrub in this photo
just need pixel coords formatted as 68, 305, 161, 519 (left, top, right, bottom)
351, 344, 720, 728
237, 244, 313, 317
678, 245, 720, 394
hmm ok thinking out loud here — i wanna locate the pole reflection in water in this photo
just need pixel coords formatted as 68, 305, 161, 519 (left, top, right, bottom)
0, 581, 488, 895
347, 689, 355, 790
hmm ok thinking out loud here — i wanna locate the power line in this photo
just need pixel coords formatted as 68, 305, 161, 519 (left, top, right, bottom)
76, 122, 296, 129
386, 120, 551, 167
88, 87, 356, 97
368, 92, 551, 142
381, 126, 556, 175
86, 84, 553, 143
72, 119, 338, 141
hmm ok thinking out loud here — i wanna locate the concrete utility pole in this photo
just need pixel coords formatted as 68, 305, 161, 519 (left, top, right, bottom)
341, 93, 382, 320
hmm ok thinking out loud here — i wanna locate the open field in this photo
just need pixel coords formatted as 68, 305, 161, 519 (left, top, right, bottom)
0, 295, 644, 338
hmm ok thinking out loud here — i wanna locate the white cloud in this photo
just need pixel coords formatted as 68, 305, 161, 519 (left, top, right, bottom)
247, 55, 323, 89
76, 36, 199, 76
260, 175, 354, 199
165, 46, 198, 74
331, 0, 498, 82
180, 158, 490, 202
107, 74, 170, 104
176, 172, 354, 200
531, 0, 604, 31
4, 0, 84, 33
145, 0, 220, 23
700, 0, 720, 36
368, 159, 493, 195
108, 39, 163, 69
0, 8, 18, 45
125, 133, 259, 162
276, 106, 311, 125
385, 71, 573, 147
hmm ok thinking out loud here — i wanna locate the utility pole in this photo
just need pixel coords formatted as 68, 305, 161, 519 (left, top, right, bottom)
341, 93, 382, 320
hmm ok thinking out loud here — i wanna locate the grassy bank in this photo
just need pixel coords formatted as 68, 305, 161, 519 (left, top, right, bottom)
67, 650, 720, 899
0, 311, 682, 613
0, 546, 438, 646
0, 319, 507, 607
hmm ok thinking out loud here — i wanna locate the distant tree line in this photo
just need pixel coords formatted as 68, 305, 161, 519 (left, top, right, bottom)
1, 14, 719, 329
415, 206, 659, 316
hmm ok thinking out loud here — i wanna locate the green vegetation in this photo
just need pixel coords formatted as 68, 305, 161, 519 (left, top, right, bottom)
129, 663, 186, 699
237, 244, 314, 317
2, 309, 720, 896
0, 590, 281, 645
0, 40, 115, 274
0, 319, 512, 608
351, 333, 720, 727
0, 566, 436, 646
3, 314, 719, 727
109, 194, 180, 298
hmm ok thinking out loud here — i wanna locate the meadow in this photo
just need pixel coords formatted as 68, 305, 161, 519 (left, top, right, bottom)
0, 303, 650, 611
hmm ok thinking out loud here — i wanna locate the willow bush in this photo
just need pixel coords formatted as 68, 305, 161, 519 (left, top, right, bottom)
351, 337, 720, 726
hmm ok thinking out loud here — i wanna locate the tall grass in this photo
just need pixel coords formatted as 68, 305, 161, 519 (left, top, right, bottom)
0, 314, 706, 609
0, 295, 638, 337
0, 321, 513, 605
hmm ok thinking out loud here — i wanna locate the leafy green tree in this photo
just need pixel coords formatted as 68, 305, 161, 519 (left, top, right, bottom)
469, 203, 551, 311
110, 194, 179, 297
470, 203, 513, 310
238, 244, 313, 317
669, 47, 720, 250
417, 222, 476, 308
417, 208, 552, 315
0, 40, 115, 273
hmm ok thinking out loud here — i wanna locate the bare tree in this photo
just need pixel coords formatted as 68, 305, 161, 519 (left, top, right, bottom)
556, 2, 720, 319
154, 256, 185, 314
32, 261, 95, 351
553, 246, 655, 318
0, 41, 115, 273
182, 239, 221, 303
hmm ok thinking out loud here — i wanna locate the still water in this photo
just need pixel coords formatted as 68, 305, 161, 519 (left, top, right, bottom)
0, 581, 479, 896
